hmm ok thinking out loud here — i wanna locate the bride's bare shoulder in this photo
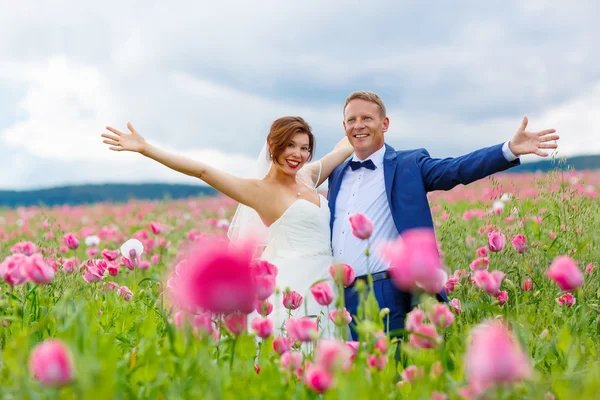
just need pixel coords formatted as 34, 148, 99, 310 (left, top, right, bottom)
251, 179, 281, 197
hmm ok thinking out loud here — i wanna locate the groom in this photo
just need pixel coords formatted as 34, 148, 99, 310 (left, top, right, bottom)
327, 91, 559, 340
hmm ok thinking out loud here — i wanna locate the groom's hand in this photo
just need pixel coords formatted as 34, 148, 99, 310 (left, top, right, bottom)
508, 116, 559, 157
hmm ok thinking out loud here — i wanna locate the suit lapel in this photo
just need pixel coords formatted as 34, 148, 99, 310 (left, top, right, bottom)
383, 144, 398, 208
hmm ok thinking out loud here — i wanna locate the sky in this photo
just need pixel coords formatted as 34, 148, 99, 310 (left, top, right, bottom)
1, 1, 599, 190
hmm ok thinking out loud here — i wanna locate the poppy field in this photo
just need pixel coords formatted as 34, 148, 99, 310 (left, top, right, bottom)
0, 169, 599, 399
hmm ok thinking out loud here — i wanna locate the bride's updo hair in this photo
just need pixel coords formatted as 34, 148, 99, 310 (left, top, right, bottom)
267, 116, 315, 164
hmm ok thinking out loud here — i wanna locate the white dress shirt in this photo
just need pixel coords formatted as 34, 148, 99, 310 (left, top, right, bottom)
331, 141, 517, 277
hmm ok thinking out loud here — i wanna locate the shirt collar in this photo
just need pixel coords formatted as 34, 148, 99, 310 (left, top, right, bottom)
350, 145, 386, 168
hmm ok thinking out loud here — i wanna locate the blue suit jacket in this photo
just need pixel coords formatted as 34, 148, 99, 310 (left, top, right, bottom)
327, 142, 520, 302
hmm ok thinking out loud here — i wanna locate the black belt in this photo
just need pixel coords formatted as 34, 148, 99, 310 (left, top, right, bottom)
349, 271, 390, 288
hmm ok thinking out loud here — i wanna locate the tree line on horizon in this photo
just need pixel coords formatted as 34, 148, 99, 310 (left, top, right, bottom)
0, 155, 598, 208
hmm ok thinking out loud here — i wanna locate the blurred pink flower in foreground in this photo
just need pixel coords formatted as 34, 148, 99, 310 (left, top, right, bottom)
545, 256, 584, 291
29, 339, 74, 387
167, 238, 257, 314
465, 320, 531, 395
379, 228, 447, 294
348, 213, 373, 240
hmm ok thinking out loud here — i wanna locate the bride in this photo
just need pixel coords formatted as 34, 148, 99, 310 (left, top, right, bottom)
100, 117, 353, 337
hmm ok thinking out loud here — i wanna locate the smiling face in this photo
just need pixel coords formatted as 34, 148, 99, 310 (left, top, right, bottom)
266, 116, 314, 177
343, 98, 389, 160
270, 133, 311, 175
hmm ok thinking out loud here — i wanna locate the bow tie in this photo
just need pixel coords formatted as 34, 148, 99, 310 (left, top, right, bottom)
349, 159, 377, 171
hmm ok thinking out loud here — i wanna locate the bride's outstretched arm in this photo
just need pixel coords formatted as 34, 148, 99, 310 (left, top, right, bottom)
101, 122, 263, 209
307, 136, 353, 187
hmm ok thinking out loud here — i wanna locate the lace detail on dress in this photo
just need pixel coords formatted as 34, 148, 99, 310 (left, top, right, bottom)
314, 160, 322, 190
297, 160, 323, 191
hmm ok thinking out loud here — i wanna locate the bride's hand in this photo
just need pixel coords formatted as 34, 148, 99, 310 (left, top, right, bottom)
101, 122, 147, 153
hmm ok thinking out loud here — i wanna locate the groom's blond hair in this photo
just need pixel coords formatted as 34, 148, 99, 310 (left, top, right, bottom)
343, 91, 387, 118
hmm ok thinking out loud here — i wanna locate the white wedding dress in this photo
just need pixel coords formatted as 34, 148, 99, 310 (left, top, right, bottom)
238, 161, 339, 339
259, 192, 338, 337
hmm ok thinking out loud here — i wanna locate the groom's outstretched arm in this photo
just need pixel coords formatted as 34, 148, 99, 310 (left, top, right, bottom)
418, 117, 558, 192
417, 142, 517, 192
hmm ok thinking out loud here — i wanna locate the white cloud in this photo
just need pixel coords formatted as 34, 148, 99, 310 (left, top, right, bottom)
1, 57, 116, 160
0, 56, 342, 189
0, 1, 599, 190
533, 83, 600, 158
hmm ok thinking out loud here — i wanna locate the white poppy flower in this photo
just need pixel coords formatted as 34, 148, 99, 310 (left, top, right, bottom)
492, 200, 505, 212
120, 238, 144, 260
85, 235, 101, 247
